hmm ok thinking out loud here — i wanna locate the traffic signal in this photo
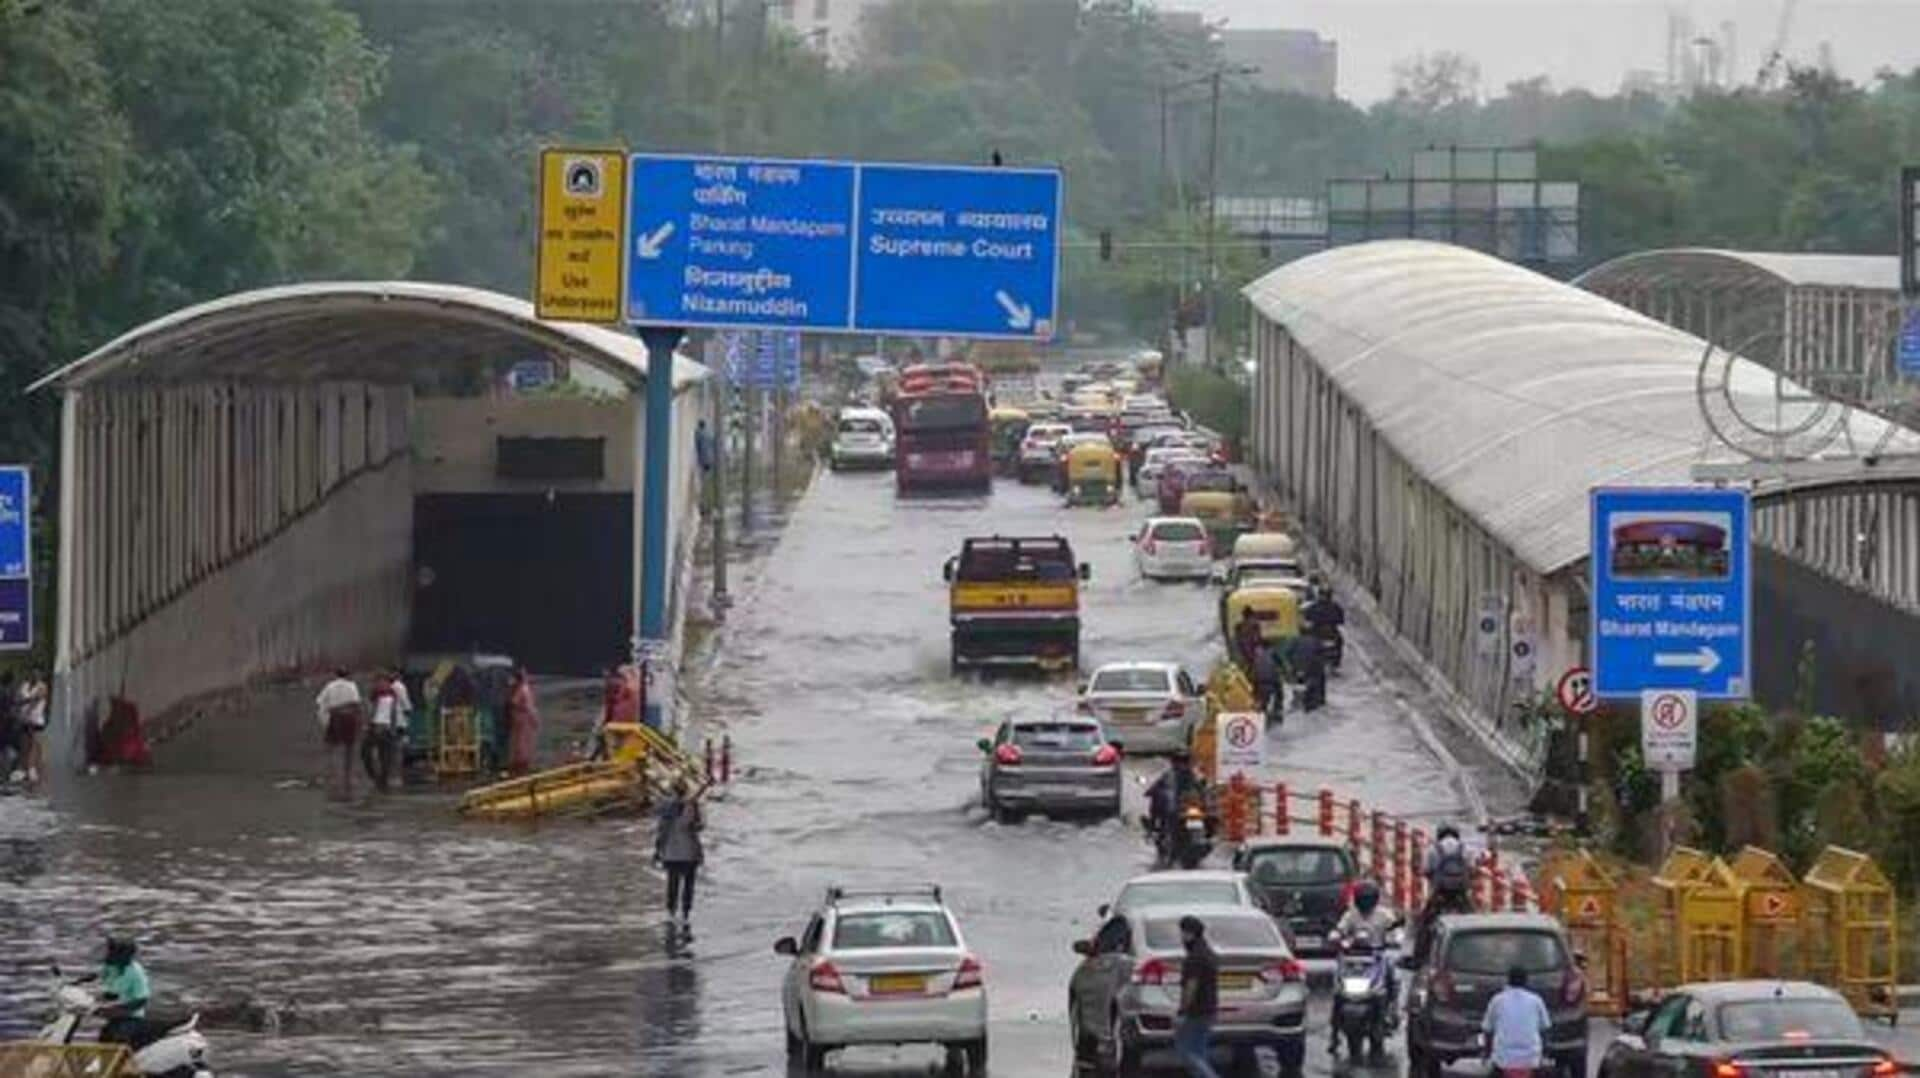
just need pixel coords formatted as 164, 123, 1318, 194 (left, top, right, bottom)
1099, 229, 1113, 262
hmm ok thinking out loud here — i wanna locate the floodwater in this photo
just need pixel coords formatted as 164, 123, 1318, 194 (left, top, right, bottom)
0, 469, 1530, 1076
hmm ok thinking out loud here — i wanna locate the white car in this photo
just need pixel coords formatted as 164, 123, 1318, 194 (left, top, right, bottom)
1018, 422, 1072, 480
1078, 661, 1203, 754
1137, 446, 1207, 488
830, 408, 894, 471
1134, 517, 1213, 580
777, 885, 988, 1074
1104, 869, 1263, 918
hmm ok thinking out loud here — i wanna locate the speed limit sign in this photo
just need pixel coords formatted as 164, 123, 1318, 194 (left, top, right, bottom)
1555, 667, 1597, 715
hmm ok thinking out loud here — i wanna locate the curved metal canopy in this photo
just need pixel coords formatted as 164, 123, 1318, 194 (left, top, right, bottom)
1575, 248, 1899, 293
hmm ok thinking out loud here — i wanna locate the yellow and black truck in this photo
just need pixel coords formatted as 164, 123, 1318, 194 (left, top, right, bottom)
943, 535, 1089, 674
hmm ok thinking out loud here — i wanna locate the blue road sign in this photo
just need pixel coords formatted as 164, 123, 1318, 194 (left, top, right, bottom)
0, 466, 30, 651
1590, 486, 1751, 699
721, 331, 802, 389
1899, 309, 1920, 377
624, 154, 1061, 340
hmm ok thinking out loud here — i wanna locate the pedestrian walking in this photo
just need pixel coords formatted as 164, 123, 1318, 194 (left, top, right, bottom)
1250, 644, 1282, 724
653, 779, 705, 927
1174, 914, 1223, 1078
506, 666, 540, 776
1289, 632, 1327, 712
360, 672, 400, 792
17, 668, 48, 787
314, 668, 363, 799
1482, 964, 1552, 1078
0, 669, 18, 781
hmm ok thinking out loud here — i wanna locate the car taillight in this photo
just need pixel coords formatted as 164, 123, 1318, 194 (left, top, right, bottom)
1262, 958, 1306, 984
1162, 700, 1185, 720
994, 743, 1023, 766
1092, 744, 1120, 766
1711, 1062, 1745, 1078
1142, 537, 1157, 555
1561, 968, 1587, 1005
1869, 1059, 1898, 1077
1133, 957, 1181, 986
1430, 971, 1455, 1004
809, 961, 846, 994
954, 954, 984, 990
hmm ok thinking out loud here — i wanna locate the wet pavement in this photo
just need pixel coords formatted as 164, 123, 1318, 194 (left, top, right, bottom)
5, 467, 1904, 1076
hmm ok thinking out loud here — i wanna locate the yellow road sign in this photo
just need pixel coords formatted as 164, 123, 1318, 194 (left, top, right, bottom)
535, 147, 627, 323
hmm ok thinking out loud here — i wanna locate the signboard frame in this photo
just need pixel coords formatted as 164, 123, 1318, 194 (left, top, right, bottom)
622, 151, 1063, 340
1590, 486, 1752, 700
0, 465, 31, 651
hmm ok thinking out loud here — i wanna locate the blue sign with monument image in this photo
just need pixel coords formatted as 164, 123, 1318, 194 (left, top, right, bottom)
1589, 486, 1751, 699
623, 153, 1061, 340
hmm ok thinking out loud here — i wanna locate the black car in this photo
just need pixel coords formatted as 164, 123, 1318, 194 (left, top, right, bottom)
1231, 836, 1357, 958
1404, 913, 1589, 1078
1599, 981, 1896, 1078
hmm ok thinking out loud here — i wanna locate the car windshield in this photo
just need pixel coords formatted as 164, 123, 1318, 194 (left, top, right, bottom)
838, 418, 885, 435
1246, 847, 1351, 885
1116, 880, 1244, 914
1444, 930, 1567, 974
832, 911, 956, 950
1011, 723, 1102, 750
1186, 472, 1236, 492
1717, 999, 1865, 1042
956, 540, 1077, 582
1149, 521, 1205, 542
1091, 668, 1171, 693
1143, 914, 1282, 950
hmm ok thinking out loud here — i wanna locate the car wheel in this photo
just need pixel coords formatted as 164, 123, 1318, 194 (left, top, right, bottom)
963, 1036, 987, 1074
800, 1016, 830, 1072
1108, 1012, 1141, 1077
784, 1017, 801, 1059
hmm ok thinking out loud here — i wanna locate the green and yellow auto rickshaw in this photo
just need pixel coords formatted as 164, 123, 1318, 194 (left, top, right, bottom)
1063, 440, 1122, 506
989, 407, 1032, 476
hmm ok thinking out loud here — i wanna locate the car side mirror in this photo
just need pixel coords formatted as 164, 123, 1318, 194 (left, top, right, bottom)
943, 558, 956, 583
774, 937, 798, 956
1072, 939, 1094, 956
976, 738, 993, 753
1078, 563, 1092, 581
1097, 903, 1111, 918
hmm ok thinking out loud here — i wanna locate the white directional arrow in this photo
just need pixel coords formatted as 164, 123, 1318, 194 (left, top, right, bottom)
1654, 645, 1722, 675
634, 222, 676, 260
994, 289, 1034, 331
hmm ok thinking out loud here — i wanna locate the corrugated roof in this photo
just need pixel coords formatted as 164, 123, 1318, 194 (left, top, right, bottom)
29, 281, 707, 394
1244, 240, 1920, 576
1576, 248, 1899, 292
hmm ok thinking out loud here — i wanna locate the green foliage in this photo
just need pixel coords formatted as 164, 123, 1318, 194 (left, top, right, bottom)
1166, 364, 1247, 445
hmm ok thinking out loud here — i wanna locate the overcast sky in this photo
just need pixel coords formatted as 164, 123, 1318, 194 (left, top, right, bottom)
1170, 0, 1920, 104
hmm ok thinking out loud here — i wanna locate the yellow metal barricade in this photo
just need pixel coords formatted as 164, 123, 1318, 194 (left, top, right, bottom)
1728, 846, 1803, 978
1802, 845, 1898, 1021
1538, 848, 1626, 1015
0, 1043, 134, 1077
436, 704, 481, 779
1652, 847, 1742, 987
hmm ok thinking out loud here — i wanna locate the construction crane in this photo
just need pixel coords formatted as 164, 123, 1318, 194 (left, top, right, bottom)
1755, 0, 1798, 88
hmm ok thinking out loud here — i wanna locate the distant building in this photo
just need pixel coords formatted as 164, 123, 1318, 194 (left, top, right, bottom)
1219, 29, 1338, 99
766, 0, 883, 66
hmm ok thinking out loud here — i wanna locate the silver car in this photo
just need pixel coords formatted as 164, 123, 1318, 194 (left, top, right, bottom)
1068, 904, 1309, 1076
1104, 870, 1262, 919
977, 717, 1122, 823
1078, 661, 1203, 754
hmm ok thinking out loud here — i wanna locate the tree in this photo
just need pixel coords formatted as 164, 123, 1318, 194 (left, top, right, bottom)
1389, 51, 1483, 115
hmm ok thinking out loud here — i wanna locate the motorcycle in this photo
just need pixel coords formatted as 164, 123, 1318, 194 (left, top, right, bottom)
1145, 800, 1215, 870
1329, 923, 1403, 1065
36, 967, 213, 1078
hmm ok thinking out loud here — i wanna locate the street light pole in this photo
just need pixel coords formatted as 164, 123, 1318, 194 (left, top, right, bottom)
1203, 69, 1222, 368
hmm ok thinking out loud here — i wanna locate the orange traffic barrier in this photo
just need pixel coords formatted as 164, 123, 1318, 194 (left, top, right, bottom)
1273, 782, 1290, 834
1370, 810, 1388, 878
1224, 773, 1250, 843
1347, 798, 1363, 851
1408, 831, 1427, 910
1318, 788, 1335, 836
1392, 822, 1410, 908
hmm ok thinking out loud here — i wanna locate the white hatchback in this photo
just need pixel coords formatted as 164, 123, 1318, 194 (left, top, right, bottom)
777, 886, 988, 1074
1137, 446, 1207, 488
1078, 661, 1202, 754
830, 409, 895, 471
1134, 516, 1213, 580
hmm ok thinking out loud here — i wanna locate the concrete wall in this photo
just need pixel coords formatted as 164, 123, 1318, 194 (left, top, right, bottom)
1754, 546, 1920, 728
413, 395, 638, 493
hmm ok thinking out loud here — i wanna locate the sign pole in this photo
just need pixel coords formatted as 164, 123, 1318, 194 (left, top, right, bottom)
741, 383, 755, 531
705, 338, 730, 616
637, 325, 684, 730
772, 383, 785, 506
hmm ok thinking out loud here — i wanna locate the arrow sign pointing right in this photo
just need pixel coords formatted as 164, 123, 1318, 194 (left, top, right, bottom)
994, 289, 1034, 331
1654, 645, 1722, 675
635, 222, 676, 260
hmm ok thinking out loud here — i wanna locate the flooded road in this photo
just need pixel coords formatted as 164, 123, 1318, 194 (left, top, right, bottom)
0, 470, 1523, 1076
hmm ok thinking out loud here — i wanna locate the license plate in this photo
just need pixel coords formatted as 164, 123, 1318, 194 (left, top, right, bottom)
1219, 973, 1256, 991
1294, 934, 1322, 949
1111, 709, 1146, 724
869, 973, 926, 995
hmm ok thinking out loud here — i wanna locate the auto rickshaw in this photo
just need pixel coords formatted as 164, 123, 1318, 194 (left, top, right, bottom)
1181, 489, 1250, 551
989, 407, 1031, 476
1063, 440, 1122, 506
1220, 583, 1302, 651
1219, 531, 1305, 584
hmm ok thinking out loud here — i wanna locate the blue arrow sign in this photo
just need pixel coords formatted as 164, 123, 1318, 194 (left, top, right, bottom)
0, 466, 31, 651
1590, 487, 1751, 699
1899, 308, 1920, 378
624, 153, 1061, 340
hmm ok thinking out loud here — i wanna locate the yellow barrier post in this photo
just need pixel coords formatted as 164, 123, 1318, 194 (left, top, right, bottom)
1651, 847, 1742, 987
0, 1043, 135, 1076
1728, 846, 1803, 979
1539, 848, 1625, 1016
1802, 845, 1899, 1022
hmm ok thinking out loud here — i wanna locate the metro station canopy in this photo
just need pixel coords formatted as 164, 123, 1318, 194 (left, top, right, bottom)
29, 281, 707, 393
1243, 241, 1920, 577
1576, 248, 1899, 293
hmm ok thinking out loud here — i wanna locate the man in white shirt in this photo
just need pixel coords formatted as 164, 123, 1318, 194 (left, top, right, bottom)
1482, 964, 1551, 1078
314, 669, 362, 799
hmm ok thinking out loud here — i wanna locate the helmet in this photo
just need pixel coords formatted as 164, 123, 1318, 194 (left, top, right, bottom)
1354, 880, 1381, 914
103, 935, 138, 967
1170, 751, 1191, 767
1436, 824, 1461, 841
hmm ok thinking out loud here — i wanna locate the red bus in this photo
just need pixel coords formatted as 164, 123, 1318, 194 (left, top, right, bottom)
892, 363, 992, 493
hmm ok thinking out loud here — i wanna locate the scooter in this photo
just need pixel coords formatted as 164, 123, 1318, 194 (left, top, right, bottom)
36, 967, 214, 1077
1328, 924, 1403, 1065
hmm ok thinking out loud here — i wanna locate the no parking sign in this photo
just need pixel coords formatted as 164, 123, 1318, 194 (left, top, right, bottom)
1215, 711, 1266, 778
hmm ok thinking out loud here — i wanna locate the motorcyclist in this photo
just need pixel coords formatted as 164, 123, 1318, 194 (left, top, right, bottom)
1288, 632, 1327, 712
1413, 824, 1476, 967
95, 935, 151, 1046
1302, 584, 1346, 669
1328, 880, 1398, 1052
1146, 753, 1203, 835
1249, 642, 1283, 724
